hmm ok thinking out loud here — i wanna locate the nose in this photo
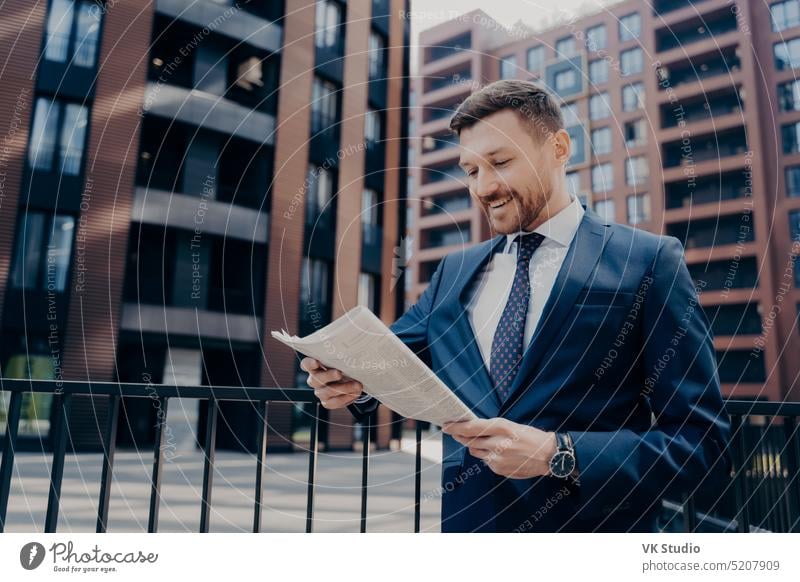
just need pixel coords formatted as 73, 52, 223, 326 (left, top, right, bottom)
475, 173, 500, 201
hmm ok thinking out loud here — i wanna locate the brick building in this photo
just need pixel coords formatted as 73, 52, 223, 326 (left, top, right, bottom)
411, 0, 800, 403
0, 0, 410, 452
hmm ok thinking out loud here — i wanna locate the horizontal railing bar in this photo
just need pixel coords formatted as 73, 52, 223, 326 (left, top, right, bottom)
724, 400, 800, 417
0, 379, 317, 402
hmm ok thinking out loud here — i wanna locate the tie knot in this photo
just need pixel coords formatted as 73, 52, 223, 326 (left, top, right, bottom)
516, 232, 545, 263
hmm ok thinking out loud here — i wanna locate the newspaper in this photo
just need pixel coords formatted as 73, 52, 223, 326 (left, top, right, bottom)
271, 305, 477, 425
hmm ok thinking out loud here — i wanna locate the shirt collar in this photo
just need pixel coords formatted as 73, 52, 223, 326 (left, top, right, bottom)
502, 194, 585, 253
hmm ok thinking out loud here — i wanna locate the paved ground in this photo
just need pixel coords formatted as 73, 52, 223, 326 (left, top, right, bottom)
2, 433, 445, 533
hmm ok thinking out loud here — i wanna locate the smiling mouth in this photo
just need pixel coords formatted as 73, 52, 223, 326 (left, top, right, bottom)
489, 195, 513, 209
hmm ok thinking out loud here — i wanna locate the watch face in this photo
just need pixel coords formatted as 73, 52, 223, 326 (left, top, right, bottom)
549, 451, 576, 478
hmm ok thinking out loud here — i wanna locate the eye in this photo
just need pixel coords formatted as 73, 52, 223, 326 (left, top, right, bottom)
494, 159, 510, 167
464, 168, 477, 178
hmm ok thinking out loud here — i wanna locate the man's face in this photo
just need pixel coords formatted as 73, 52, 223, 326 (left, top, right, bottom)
457, 109, 565, 234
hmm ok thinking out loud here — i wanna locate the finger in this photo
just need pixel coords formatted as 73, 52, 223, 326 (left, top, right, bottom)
314, 382, 363, 401
300, 357, 320, 372
319, 392, 359, 409
305, 368, 346, 389
444, 419, 504, 438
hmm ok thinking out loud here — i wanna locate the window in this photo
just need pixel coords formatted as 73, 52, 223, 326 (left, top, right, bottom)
625, 155, 649, 186
11, 211, 75, 292
778, 79, 800, 111
311, 76, 338, 132
301, 256, 331, 309
622, 82, 644, 111
589, 92, 611, 120
619, 13, 641, 42
306, 164, 335, 224
365, 107, 381, 145
624, 118, 647, 147
44, 0, 102, 68
591, 127, 612, 155
500, 54, 517, 79
315, 0, 342, 49
627, 193, 651, 225
620, 48, 643, 76
527, 46, 545, 72
771, 0, 800, 32
556, 36, 576, 57
786, 165, 800, 197
554, 68, 577, 92
792, 210, 800, 286
361, 187, 380, 244
594, 198, 616, 222
592, 163, 613, 192
774, 38, 800, 70
368, 30, 386, 79
782, 121, 800, 153
589, 59, 609, 84
27, 97, 89, 175
566, 171, 581, 195
561, 103, 580, 126
358, 272, 379, 312
586, 24, 607, 50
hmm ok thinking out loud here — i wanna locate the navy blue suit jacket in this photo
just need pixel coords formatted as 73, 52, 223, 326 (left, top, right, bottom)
352, 206, 732, 532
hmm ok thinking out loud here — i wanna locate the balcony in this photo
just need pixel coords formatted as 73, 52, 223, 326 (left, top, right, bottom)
665, 169, 750, 209
660, 86, 743, 128
142, 82, 276, 145
155, 0, 282, 53
666, 212, 755, 250
653, 0, 710, 16
687, 256, 758, 291
2, 379, 798, 532
655, 7, 738, 53
425, 32, 471, 64
662, 126, 748, 168
704, 303, 763, 337
421, 191, 472, 216
657, 45, 741, 91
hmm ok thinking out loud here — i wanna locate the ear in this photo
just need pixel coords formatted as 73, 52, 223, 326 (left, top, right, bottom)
552, 129, 571, 166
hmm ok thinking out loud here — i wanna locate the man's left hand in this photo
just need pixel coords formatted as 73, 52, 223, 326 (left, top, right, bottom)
442, 418, 557, 479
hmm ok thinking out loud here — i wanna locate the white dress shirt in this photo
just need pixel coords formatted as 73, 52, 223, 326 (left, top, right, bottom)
465, 195, 585, 370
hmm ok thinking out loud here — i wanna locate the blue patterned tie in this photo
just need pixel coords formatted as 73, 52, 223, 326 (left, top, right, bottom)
489, 232, 546, 402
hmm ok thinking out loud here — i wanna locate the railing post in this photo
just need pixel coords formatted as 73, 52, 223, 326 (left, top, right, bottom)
414, 422, 422, 533
199, 397, 218, 533
784, 417, 800, 533
45, 393, 72, 533
305, 402, 319, 533
253, 401, 268, 533
682, 492, 697, 532
96, 395, 120, 533
148, 397, 168, 533
360, 411, 372, 533
733, 414, 752, 532
0, 390, 23, 532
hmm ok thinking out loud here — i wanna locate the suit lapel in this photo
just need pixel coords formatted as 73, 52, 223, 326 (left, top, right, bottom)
446, 234, 506, 419
499, 209, 613, 414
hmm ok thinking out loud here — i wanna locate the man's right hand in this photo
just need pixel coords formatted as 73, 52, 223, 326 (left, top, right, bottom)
300, 357, 366, 410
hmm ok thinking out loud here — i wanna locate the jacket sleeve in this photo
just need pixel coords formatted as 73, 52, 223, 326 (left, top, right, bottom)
347, 256, 447, 422
566, 236, 733, 521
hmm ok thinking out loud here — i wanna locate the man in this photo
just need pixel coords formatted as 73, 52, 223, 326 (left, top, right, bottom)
301, 80, 732, 532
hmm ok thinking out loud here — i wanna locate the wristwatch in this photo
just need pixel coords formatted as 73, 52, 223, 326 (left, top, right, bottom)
548, 431, 577, 479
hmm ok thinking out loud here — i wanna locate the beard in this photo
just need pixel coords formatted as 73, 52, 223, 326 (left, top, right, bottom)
483, 180, 552, 235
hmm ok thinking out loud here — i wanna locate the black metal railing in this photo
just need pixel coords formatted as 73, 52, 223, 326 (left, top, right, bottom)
672, 400, 800, 533
1, 381, 799, 533
0, 379, 425, 534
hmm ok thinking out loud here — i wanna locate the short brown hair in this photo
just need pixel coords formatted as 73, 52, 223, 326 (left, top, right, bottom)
448, 79, 564, 143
